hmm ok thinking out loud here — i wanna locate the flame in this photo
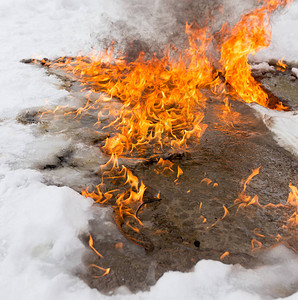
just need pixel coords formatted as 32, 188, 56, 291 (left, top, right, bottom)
30, 0, 296, 261
88, 235, 103, 258
276, 57, 287, 71
89, 264, 111, 278
207, 204, 229, 229
286, 183, 298, 229
251, 238, 263, 251
154, 158, 174, 174
115, 242, 123, 249
220, 0, 292, 107
235, 167, 261, 212
83, 164, 146, 231
174, 166, 183, 183
220, 251, 230, 260
253, 228, 265, 238
48, 26, 215, 158
201, 177, 212, 185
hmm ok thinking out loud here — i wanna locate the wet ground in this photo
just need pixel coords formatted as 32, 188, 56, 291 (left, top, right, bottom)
18, 62, 298, 295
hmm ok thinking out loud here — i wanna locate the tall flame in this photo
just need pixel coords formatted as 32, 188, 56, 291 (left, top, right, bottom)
220, 0, 292, 107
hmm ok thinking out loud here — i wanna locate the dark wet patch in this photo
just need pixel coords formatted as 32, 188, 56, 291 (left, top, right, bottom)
79, 98, 297, 294
42, 149, 75, 170
251, 61, 298, 110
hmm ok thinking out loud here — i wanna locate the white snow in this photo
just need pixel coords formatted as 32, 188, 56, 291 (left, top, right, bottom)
252, 1, 298, 63
250, 62, 275, 72
0, 0, 297, 299
292, 68, 298, 78
252, 105, 298, 157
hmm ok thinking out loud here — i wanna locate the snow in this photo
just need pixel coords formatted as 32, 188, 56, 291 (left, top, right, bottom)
252, 1, 298, 63
0, 0, 297, 299
250, 62, 275, 72
292, 68, 298, 78
252, 105, 298, 157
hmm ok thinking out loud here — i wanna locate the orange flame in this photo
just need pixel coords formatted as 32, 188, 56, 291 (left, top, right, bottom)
48, 26, 215, 157
89, 264, 110, 278
220, 251, 230, 261
286, 183, 298, 229
235, 167, 261, 212
88, 235, 103, 258
33, 0, 295, 258
251, 238, 263, 251
276, 57, 287, 71
220, 0, 292, 107
154, 158, 174, 174
174, 166, 183, 183
201, 177, 212, 185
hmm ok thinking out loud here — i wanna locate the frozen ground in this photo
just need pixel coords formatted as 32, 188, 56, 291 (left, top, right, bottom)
0, 0, 297, 299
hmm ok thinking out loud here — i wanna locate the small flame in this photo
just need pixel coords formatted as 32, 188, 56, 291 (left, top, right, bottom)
154, 158, 174, 174
115, 242, 123, 249
276, 57, 287, 71
89, 235, 103, 258
201, 177, 212, 185
174, 166, 183, 183
286, 183, 298, 229
251, 238, 262, 251
89, 264, 110, 278
253, 228, 265, 238
220, 251, 230, 261
207, 205, 229, 229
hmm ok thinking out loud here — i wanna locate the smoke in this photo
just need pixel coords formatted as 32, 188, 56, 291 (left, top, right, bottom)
93, 0, 259, 59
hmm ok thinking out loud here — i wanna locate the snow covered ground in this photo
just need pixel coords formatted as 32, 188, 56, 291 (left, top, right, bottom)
0, 0, 297, 299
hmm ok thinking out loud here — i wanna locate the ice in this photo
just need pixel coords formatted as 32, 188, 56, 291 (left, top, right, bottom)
0, 0, 297, 299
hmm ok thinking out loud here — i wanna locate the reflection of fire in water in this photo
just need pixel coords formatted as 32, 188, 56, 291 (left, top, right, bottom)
28, 0, 296, 276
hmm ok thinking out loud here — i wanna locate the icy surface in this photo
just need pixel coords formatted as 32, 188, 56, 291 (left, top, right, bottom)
0, 0, 297, 299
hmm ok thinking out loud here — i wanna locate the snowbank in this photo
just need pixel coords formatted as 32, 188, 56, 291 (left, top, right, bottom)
252, 105, 298, 157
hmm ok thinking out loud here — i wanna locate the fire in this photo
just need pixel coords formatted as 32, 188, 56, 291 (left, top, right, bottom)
26, 0, 296, 270
286, 183, 298, 230
234, 167, 261, 213
89, 264, 110, 278
84, 162, 146, 227
48, 27, 214, 158
35, 0, 292, 162
88, 235, 110, 278
220, 251, 229, 261
251, 238, 263, 251
220, 0, 292, 107
88, 235, 103, 258
207, 205, 229, 229
154, 158, 174, 174
174, 166, 183, 183
276, 57, 287, 71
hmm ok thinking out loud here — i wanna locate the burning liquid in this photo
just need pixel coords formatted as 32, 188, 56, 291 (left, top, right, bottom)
28, 0, 296, 272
